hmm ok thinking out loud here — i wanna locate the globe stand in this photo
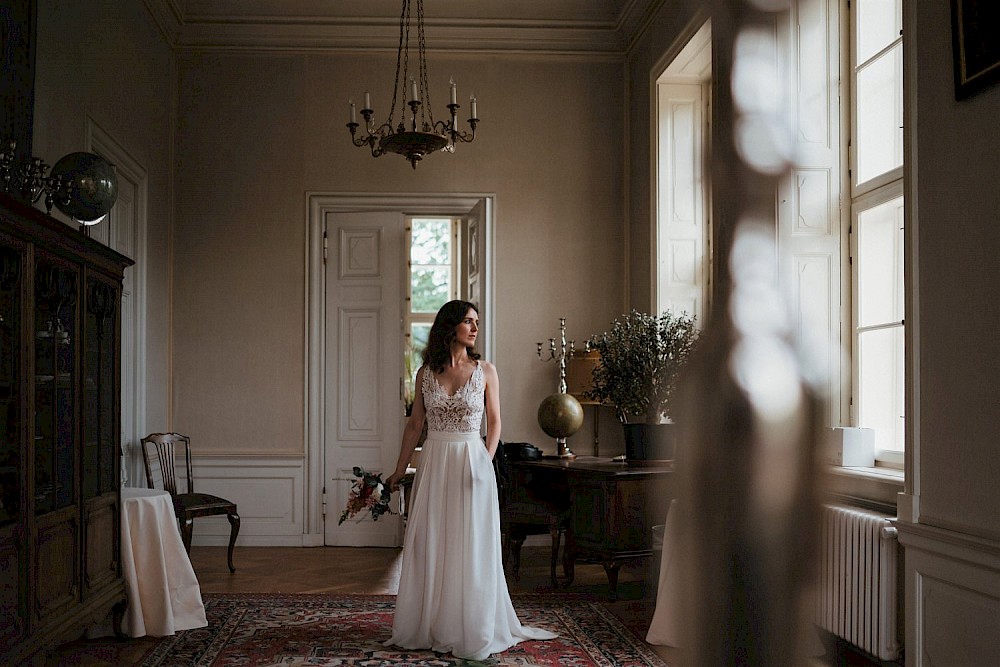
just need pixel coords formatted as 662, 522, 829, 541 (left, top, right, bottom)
554, 437, 575, 459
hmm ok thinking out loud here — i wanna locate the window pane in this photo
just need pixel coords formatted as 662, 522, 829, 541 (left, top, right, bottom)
858, 325, 905, 451
410, 324, 431, 358
411, 267, 451, 313
856, 44, 902, 184
403, 323, 431, 415
857, 0, 901, 64
411, 219, 451, 264
857, 195, 904, 326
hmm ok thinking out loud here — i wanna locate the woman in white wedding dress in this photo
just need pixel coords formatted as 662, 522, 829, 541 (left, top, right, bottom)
384, 300, 557, 660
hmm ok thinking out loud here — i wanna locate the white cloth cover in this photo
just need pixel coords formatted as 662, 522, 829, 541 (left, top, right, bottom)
121, 487, 208, 637
385, 430, 556, 660
646, 499, 681, 646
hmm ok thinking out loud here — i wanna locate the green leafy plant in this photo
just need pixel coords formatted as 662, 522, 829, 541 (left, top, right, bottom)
587, 310, 699, 424
403, 337, 418, 417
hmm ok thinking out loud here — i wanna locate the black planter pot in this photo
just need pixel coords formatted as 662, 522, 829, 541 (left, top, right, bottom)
623, 423, 677, 461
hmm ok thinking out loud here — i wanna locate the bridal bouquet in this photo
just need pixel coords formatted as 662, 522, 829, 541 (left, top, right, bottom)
338, 466, 395, 525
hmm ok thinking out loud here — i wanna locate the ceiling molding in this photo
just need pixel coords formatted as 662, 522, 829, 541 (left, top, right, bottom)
143, 0, 666, 55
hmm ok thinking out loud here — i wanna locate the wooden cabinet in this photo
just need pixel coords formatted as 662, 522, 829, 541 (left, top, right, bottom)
0, 192, 132, 663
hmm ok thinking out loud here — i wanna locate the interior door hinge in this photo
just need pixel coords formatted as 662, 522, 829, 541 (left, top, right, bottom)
323, 228, 329, 263
848, 224, 853, 265
321, 485, 327, 517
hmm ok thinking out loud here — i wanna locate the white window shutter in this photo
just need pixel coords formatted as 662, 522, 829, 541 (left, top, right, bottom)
777, 0, 846, 427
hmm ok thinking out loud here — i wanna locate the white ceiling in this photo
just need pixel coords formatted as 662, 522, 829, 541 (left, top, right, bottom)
144, 0, 668, 54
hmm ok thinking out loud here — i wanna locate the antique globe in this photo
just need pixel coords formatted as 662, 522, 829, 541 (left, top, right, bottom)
537, 392, 584, 438
49, 152, 118, 224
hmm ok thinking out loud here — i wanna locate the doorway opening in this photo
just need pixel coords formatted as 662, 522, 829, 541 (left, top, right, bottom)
305, 193, 494, 547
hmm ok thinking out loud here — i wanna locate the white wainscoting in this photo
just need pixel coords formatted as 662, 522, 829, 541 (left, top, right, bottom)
896, 521, 1000, 665
184, 456, 310, 547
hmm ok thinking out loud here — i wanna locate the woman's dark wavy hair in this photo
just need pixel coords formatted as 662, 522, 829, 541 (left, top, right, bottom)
422, 299, 481, 374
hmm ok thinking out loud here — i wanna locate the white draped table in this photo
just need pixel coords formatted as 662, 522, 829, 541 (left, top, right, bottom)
646, 499, 680, 646
121, 487, 208, 637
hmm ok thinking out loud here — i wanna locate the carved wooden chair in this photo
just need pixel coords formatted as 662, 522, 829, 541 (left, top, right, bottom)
493, 443, 571, 586
141, 432, 240, 573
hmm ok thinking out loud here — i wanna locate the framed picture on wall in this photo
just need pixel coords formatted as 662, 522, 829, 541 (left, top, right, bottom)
951, 0, 1000, 99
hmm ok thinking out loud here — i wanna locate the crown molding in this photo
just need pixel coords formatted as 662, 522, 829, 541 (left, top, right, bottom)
142, 0, 669, 55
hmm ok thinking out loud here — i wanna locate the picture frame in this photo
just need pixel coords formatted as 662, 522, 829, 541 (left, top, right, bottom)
951, 0, 1000, 99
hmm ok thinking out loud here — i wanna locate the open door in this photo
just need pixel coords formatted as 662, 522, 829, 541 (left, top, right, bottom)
323, 211, 404, 546
462, 198, 489, 360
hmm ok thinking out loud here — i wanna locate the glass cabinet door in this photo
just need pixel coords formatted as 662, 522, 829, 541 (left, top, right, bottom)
0, 240, 23, 527
82, 275, 119, 499
33, 257, 78, 515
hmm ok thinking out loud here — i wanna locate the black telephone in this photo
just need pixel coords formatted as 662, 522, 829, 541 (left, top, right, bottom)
501, 441, 542, 461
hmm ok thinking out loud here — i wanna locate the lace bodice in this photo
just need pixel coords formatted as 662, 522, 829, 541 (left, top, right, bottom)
421, 363, 485, 433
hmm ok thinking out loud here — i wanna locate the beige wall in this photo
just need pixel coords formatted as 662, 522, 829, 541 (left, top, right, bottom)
171, 50, 628, 456
911, 1, 1000, 540
32, 0, 174, 437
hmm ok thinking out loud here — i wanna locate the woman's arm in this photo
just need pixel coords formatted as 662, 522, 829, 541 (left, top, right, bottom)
386, 366, 427, 490
482, 361, 502, 459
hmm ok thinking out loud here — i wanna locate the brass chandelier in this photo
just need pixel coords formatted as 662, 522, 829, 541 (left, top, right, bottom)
346, 0, 478, 169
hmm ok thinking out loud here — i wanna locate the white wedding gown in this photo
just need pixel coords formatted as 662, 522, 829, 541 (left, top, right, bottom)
385, 363, 557, 660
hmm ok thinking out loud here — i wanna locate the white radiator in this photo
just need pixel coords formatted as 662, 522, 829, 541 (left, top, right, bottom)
816, 504, 901, 661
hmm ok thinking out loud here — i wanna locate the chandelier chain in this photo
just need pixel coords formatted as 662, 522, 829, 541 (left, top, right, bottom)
417, 0, 433, 128
399, 0, 411, 131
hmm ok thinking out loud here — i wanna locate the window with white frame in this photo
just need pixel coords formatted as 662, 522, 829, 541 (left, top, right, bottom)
651, 1, 905, 469
402, 217, 459, 415
851, 0, 904, 465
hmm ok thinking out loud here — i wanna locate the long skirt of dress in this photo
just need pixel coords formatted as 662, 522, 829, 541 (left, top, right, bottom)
385, 430, 556, 660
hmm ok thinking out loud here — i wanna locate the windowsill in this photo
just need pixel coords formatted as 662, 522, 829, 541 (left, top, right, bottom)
834, 465, 904, 482
823, 465, 904, 514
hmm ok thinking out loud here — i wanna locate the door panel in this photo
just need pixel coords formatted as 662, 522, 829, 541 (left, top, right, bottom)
324, 212, 403, 546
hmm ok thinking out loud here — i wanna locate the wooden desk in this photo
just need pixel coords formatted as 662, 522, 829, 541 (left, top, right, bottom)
505, 457, 673, 600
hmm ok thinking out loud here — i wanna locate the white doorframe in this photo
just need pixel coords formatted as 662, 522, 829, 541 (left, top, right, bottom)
86, 118, 148, 488
304, 192, 495, 546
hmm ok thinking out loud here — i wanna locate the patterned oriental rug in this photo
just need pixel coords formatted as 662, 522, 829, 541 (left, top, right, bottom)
139, 592, 666, 666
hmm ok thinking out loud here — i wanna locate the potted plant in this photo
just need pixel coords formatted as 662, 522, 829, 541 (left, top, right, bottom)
586, 310, 698, 460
